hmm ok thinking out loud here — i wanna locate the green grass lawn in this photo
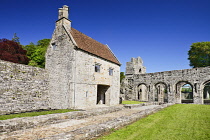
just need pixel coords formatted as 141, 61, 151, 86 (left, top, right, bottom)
122, 100, 144, 104
98, 104, 210, 140
0, 109, 76, 120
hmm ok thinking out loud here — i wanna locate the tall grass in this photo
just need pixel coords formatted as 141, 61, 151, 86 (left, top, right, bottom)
98, 104, 210, 140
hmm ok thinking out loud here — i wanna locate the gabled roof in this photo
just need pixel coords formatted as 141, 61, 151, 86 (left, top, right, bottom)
70, 28, 121, 66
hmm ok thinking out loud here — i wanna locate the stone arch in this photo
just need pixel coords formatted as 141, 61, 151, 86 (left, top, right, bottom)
176, 81, 193, 103
155, 82, 168, 103
137, 83, 148, 101
201, 80, 210, 104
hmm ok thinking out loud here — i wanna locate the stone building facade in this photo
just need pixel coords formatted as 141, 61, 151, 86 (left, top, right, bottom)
0, 5, 120, 115
45, 5, 121, 109
122, 57, 210, 104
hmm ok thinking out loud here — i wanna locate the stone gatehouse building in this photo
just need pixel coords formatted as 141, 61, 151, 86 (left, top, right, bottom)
46, 5, 121, 109
121, 57, 210, 104
0, 5, 120, 115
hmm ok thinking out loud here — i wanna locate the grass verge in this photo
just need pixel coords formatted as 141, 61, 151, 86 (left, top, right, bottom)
98, 104, 210, 140
122, 100, 144, 104
0, 109, 76, 120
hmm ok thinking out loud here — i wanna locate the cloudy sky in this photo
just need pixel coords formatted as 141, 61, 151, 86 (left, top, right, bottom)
1, 0, 210, 73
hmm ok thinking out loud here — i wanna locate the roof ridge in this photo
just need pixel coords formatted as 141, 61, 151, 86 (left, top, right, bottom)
71, 28, 107, 47
70, 28, 121, 65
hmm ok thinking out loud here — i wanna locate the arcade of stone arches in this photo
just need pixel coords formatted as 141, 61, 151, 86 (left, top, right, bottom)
122, 57, 210, 104
136, 80, 210, 104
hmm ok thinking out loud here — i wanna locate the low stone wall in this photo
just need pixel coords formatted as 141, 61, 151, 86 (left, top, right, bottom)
44, 103, 174, 140
123, 102, 160, 109
0, 60, 50, 115
0, 105, 124, 133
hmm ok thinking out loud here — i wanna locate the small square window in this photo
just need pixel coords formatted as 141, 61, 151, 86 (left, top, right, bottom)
51, 43, 57, 50
109, 68, 113, 76
95, 64, 101, 72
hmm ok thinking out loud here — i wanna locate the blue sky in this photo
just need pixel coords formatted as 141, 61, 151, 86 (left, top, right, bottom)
1, 0, 210, 73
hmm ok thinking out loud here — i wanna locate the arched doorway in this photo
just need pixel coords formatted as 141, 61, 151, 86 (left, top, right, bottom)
176, 81, 193, 103
181, 84, 193, 103
203, 81, 210, 104
155, 82, 168, 103
137, 84, 148, 101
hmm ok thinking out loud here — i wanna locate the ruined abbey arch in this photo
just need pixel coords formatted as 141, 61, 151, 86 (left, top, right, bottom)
175, 81, 193, 103
154, 82, 168, 103
137, 83, 148, 101
121, 57, 210, 104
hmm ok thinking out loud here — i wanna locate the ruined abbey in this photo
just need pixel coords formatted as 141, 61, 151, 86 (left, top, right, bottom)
0, 5, 209, 116
121, 57, 210, 105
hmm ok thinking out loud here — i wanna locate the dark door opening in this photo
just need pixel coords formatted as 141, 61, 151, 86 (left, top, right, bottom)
97, 85, 110, 105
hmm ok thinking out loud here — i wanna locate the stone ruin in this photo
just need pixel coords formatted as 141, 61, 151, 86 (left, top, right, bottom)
121, 57, 210, 104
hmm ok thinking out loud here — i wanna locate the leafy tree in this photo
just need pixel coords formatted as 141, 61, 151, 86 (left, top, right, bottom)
12, 33, 20, 44
23, 39, 50, 68
0, 38, 29, 64
23, 42, 36, 58
120, 72, 125, 82
188, 42, 210, 68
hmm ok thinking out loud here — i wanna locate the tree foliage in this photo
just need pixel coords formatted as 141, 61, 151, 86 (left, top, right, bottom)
23, 39, 50, 68
0, 39, 29, 64
120, 72, 125, 82
12, 33, 20, 44
188, 42, 210, 68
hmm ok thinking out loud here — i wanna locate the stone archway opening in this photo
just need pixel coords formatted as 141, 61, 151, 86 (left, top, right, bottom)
181, 84, 193, 103
203, 82, 210, 104
137, 84, 148, 102
155, 83, 168, 103
96, 85, 110, 105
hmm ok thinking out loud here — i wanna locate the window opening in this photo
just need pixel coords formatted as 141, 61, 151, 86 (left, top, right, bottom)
51, 43, 57, 50
95, 63, 101, 72
109, 68, 113, 76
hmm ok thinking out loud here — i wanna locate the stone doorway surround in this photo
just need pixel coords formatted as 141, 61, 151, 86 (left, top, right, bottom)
96, 85, 110, 105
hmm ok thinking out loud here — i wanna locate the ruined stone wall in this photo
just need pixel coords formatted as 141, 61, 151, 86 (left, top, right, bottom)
131, 67, 210, 104
0, 60, 49, 115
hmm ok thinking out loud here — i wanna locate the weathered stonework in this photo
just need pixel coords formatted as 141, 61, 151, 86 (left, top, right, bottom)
0, 60, 49, 115
0, 5, 120, 115
46, 5, 120, 109
121, 57, 146, 100
122, 57, 210, 104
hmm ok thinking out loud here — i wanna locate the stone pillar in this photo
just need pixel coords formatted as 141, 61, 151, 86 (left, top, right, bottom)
194, 83, 203, 104
167, 84, 174, 103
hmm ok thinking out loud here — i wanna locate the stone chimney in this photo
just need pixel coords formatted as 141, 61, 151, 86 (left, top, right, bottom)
58, 5, 69, 19
56, 5, 71, 28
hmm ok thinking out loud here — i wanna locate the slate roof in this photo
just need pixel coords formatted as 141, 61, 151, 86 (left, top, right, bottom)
70, 28, 121, 66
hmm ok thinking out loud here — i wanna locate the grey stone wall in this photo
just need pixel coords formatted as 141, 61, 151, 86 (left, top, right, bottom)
0, 60, 49, 115
45, 24, 75, 109
123, 63, 210, 104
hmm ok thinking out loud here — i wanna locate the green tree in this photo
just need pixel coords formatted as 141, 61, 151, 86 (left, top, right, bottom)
23, 39, 50, 68
120, 72, 125, 82
12, 33, 20, 44
188, 42, 210, 68
23, 42, 36, 58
